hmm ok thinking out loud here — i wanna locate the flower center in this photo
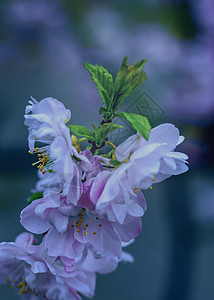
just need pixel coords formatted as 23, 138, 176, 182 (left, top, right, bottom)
152, 174, 157, 182
134, 187, 140, 194
70, 209, 103, 236
29, 146, 55, 174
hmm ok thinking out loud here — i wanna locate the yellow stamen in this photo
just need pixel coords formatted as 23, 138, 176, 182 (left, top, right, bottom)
18, 281, 27, 295
134, 187, 140, 194
32, 161, 41, 166
152, 174, 157, 182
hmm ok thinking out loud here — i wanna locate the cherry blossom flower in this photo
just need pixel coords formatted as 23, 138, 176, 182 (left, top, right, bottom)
21, 189, 142, 262
0, 232, 96, 299
115, 123, 188, 189
24, 97, 91, 201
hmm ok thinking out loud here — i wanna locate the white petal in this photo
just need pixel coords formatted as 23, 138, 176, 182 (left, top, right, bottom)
163, 156, 177, 170
121, 251, 134, 263
115, 133, 139, 161
149, 123, 179, 150
177, 135, 185, 145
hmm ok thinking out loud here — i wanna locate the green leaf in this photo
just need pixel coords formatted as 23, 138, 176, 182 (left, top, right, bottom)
68, 125, 95, 141
99, 123, 123, 139
112, 56, 147, 111
116, 111, 151, 140
83, 63, 114, 109
92, 123, 123, 147
98, 107, 108, 114
110, 159, 122, 167
91, 124, 99, 139
29, 192, 43, 204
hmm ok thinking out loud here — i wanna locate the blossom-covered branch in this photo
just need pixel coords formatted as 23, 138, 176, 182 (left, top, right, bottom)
0, 57, 188, 299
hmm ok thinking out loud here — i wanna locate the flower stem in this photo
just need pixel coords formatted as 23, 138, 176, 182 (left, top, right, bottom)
79, 138, 88, 143
105, 141, 116, 150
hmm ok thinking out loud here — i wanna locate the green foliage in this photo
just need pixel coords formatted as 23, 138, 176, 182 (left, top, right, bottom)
98, 107, 108, 114
82, 58, 150, 145
112, 57, 147, 112
91, 124, 99, 141
116, 111, 151, 140
110, 159, 122, 167
68, 125, 95, 141
92, 123, 123, 147
83, 63, 114, 109
84, 57, 148, 122
29, 192, 43, 204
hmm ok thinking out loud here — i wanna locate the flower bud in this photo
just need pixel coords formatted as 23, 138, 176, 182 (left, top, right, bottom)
111, 152, 116, 160
71, 135, 81, 153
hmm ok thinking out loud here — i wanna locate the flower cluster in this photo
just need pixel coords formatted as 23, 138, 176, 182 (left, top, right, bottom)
0, 59, 188, 299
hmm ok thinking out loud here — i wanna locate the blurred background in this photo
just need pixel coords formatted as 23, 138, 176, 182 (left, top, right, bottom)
0, 0, 214, 299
